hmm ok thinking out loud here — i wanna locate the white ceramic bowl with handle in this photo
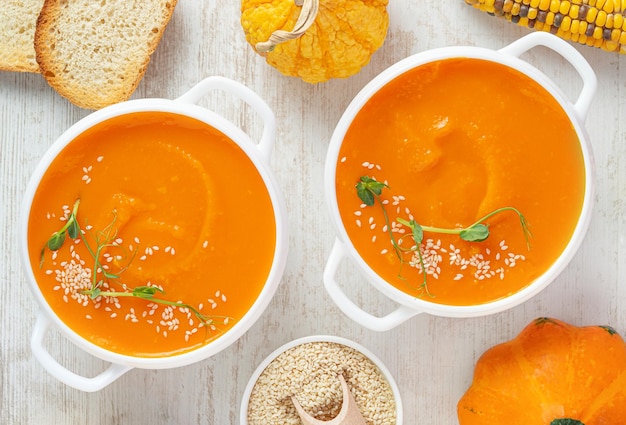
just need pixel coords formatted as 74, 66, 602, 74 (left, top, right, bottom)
324, 32, 597, 332
20, 76, 289, 392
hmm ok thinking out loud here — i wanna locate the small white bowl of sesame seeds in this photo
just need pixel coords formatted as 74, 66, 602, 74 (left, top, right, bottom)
323, 32, 597, 331
240, 335, 402, 425
20, 77, 289, 392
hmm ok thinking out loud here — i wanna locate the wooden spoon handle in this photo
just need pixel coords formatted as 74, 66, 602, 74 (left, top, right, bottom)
291, 374, 367, 425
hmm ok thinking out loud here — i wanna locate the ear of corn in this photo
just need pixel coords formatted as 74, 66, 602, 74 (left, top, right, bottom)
465, 0, 626, 54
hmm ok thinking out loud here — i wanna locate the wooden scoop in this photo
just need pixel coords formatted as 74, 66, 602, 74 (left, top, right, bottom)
291, 374, 366, 425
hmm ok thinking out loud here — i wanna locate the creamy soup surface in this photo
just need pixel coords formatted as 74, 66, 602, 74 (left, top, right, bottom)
335, 58, 585, 305
29, 112, 277, 357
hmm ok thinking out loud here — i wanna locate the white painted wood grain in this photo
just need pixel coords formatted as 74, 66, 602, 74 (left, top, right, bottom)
1, 1, 625, 424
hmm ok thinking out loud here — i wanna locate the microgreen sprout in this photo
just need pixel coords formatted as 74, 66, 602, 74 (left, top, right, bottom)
40, 198, 81, 267
355, 175, 532, 296
39, 198, 231, 329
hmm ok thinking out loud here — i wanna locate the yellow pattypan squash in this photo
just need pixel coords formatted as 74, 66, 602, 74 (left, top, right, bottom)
458, 317, 626, 425
240, 0, 389, 83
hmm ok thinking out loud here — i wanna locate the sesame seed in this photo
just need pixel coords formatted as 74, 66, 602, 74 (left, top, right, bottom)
97, 156, 104, 162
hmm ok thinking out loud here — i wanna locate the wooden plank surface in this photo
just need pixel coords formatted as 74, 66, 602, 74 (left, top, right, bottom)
1, 1, 625, 424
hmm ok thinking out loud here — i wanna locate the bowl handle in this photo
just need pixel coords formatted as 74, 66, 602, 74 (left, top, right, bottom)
498, 32, 597, 123
323, 238, 420, 332
176, 76, 276, 162
31, 310, 133, 392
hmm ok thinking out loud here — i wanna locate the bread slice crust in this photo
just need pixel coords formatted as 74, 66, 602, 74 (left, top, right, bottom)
0, 0, 45, 73
35, 0, 178, 109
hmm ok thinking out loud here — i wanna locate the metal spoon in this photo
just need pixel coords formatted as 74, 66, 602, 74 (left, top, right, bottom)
291, 374, 367, 425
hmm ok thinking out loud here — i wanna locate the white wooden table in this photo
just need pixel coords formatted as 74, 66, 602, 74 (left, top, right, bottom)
1, 1, 625, 424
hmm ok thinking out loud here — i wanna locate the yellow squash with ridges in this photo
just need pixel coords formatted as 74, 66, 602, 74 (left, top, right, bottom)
241, 0, 389, 83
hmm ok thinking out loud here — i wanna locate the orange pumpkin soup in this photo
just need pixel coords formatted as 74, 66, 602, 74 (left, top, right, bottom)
335, 58, 586, 306
29, 111, 277, 357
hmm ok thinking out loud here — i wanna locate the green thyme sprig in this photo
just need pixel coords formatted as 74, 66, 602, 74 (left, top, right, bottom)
355, 176, 532, 296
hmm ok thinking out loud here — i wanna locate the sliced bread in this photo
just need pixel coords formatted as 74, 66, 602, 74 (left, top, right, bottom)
0, 0, 45, 72
34, 0, 178, 109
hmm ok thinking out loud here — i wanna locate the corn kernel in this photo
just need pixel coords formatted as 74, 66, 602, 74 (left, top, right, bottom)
570, 18, 580, 32
588, 0, 597, 6
512, 2, 522, 14
586, 22, 596, 35
530, 0, 540, 7
596, 0, 607, 10
620, 30, 626, 43
606, 13, 614, 28
579, 20, 589, 33
559, 0, 571, 13
569, 4, 580, 18
550, 0, 560, 11
596, 10, 608, 25
546, 10, 556, 23
603, 40, 618, 50
586, 6, 599, 21
602, 0, 614, 12
539, 0, 551, 10
593, 25, 603, 37
503, 0, 514, 12
611, 27, 621, 40
562, 14, 573, 29
528, 6, 539, 17
613, 13, 623, 28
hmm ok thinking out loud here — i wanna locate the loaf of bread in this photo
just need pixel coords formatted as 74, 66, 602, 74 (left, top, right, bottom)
0, 0, 45, 72
34, 0, 178, 109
